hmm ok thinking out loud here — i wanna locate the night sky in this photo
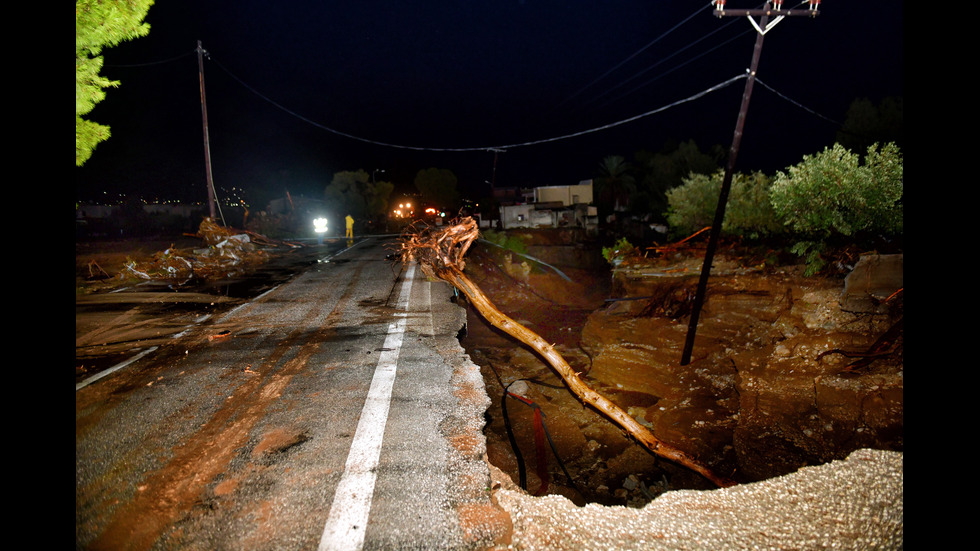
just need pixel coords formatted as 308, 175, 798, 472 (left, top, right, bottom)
76, 1, 903, 209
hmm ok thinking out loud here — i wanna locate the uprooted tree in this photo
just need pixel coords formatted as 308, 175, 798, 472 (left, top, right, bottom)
398, 217, 735, 488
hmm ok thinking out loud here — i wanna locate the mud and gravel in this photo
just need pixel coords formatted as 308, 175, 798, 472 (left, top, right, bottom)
458, 230, 902, 508
490, 448, 902, 550
76, 230, 903, 548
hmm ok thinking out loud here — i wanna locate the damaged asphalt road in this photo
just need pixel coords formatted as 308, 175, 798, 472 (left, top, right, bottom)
76, 231, 903, 549
76, 238, 347, 387
75, 236, 507, 550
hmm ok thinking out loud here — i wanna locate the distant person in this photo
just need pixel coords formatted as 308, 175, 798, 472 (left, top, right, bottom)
345, 214, 354, 239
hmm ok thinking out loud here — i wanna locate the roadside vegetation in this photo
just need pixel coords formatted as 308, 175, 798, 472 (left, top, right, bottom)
594, 96, 903, 276
661, 142, 902, 275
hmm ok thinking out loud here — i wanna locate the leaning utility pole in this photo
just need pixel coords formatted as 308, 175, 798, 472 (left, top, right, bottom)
197, 40, 218, 221
680, 1, 821, 366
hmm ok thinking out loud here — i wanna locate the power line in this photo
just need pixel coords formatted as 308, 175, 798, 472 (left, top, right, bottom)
557, 4, 712, 109
581, 2, 819, 112
207, 51, 748, 153
581, 1, 831, 113
596, 25, 752, 110
104, 48, 197, 68
102, 33, 840, 158
755, 77, 840, 125
581, 17, 747, 112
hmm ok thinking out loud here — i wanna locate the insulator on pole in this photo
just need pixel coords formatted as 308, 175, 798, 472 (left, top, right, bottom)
774, 0, 784, 9
809, 0, 821, 10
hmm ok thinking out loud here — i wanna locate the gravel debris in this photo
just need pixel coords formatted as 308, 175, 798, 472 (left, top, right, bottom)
493, 448, 902, 550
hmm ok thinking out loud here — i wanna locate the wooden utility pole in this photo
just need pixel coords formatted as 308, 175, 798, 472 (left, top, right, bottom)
680, 1, 820, 365
197, 41, 218, 221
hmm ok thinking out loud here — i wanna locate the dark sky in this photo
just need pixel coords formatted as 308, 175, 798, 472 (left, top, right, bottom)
76, 1, 903, 208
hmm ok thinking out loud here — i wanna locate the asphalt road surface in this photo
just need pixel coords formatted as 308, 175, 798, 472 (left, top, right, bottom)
76, 237, 508, 550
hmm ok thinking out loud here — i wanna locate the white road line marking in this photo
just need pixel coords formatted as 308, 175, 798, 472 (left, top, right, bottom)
75, 346, 159, 391
319, 263, 416, 551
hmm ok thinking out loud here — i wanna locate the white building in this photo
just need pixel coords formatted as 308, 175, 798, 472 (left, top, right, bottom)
533, 180, 594, 206
499, 180, 597, 232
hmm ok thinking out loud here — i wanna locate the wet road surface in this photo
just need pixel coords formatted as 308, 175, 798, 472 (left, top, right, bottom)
75, 237, 507, 550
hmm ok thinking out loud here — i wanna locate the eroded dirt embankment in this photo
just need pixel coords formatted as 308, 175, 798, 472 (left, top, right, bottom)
459, 230, 902, 507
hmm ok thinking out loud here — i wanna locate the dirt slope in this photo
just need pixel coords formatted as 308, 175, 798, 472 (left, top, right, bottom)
460, 237, 902, 506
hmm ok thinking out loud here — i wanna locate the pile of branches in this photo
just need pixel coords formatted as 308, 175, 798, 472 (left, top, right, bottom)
398, 217, 734, 488
398, 217, 481, 281
120, 247, 195, 282
117, 218, 287, 284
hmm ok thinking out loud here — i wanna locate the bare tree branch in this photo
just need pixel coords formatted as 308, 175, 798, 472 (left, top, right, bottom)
399, 217, 734, 488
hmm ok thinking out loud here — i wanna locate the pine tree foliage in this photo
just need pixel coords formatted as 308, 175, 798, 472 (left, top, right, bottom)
76, 0, 154, 166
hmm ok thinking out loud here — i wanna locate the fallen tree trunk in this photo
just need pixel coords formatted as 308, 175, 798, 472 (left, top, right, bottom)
399, 217, 735, 488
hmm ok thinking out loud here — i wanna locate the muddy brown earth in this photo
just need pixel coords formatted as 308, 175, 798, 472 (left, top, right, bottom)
77, 230, 903, 513
458, 230, 902, 507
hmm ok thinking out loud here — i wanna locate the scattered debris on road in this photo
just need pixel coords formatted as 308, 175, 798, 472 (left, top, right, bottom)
208, 330, 233, 342
84, 218, 301, 288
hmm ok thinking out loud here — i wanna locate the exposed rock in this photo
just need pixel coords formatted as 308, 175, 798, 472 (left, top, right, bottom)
462, 234, 902, 503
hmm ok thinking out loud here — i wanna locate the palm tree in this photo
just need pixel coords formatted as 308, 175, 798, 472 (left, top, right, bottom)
595, 155, 636, 213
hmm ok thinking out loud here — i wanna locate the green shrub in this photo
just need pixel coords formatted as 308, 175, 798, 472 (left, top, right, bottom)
602, 237, 635, 264
720, 171, 782, 239
770, 142, 903, 274
788, 241, 828, 276
770, 142, 903, 238
664, 172, 720, 234
665, 170, 780, 238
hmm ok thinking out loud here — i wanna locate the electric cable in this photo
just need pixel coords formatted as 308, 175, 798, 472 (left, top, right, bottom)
581, 16, 747, 113
563, 3, 782, 115
597, 2, 829, 115
755, 77, 840, 126
502, 378, 582, 496
557, 3, 712, 109
486, 358, 582, 496
101, 5, 837, 162
596, 25, 752, 110
486, 364, 527, 490
103, 48, 197, 68
208, 52, 748, 153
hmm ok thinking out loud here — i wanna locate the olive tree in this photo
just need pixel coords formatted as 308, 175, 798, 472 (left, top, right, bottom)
770, 142, 903, 274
